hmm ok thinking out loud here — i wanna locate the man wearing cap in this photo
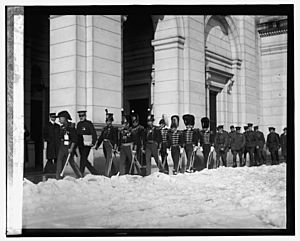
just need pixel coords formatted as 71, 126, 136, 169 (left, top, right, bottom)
95, 110, 118, 177
199, 117, 214, 168
228, 125, 236, 143
167, 115, 183, 175
230, 126, 246, 167
56, 111, 82, 179
76, 110, 99, 176
244, 123, 257, 167
130, 111, 145, 175
254, 126, 266, 166
267, 127, 280, 165
43, 113, 60, 174
214, 125, 230, 167
159, 115, 170, 174
118, 113, 134, 175
182, 114, 199, 173
280, 127, 287, 162
144, 114, 164, 175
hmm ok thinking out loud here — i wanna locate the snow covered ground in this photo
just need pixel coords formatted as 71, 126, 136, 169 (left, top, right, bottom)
22, 163, 286, 229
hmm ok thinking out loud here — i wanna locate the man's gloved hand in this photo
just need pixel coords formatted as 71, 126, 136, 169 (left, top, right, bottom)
199, 146, 203, 152
210, 146, 214, 152
180, 148, 184, 154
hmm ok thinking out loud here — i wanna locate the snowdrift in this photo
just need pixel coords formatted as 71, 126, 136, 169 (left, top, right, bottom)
23, 164, 286, 229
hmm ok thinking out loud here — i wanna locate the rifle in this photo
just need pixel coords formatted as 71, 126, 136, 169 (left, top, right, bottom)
60, 153, 71, 177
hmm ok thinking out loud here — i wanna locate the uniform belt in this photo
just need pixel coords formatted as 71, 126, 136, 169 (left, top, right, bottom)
103, 139, 111, 142
171, 144, 180, 147
121, 142, 133, 146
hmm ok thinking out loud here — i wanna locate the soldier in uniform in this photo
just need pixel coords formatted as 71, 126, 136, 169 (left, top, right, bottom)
43, 113, 60, 174
243, 125, 249, 162
95, 109, 118, 177
130, 111, 145, 175
144, 113, 164, 175
228, 125, 236, 142
76, 110, 99, 176
198, 117, 214, 168
159, 115, 169, 174
214, 125, 230, 167
118, 111, 134, 175
56, 110, 82, 179
254, 126, 266, 166
167, 115, 183, 174
280, 127, 287, 162
182, 114, 199, 173
266, 127, 280, 165
244, 123, 257, 167
230, 126, 246, 167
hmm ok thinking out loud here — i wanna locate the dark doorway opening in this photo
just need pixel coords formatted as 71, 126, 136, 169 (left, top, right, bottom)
129, 99, 149, 127
209, 90, 218, 134
24, 12, 50, 173
122, 15, 154, 122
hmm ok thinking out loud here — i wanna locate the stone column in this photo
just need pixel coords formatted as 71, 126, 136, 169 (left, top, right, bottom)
50, 15, 122, 124
6, 6, 24, 235
152, 36, 185, 125
50, 15, 87, 122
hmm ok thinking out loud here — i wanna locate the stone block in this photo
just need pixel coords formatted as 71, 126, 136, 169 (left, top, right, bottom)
155, 57, 179, 71
155, 80, 178, 92
91, 42, 121, 62
50, 40, 77, 59
50, 88, 76, 107
50, 55, 76, 74
50, 15, 77, 31
93, 88, 121, 109
154, 48, 179, 60
155, 68, 179, 81
91, 15, 121, 34
50, 71, 76, 90
92, 57, 121, 77
92, 71, 121, 91
92, 27, 121, 48
50, 25, 76, 45
155, 91, 179, 105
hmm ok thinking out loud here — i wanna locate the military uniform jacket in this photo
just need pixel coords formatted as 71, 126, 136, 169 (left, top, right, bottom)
76, 119, 97, 147
160, 127, 169, 146
59, 122, 78, 147
267, 132, 280, 150
228, 131, 236, 146
131, 124, 145, 150
230, 132, 246, 151
144, 125, 162, 149
199, 129, 214, 146
214, 131, 229, 151
96, 125, 118, 149
255, 131, 265, 148
280, 133, 287, 156
43, 121, 60, 159
118, 126, 133, 146
182, 128, 199, 146
245, 131, 257, 148
167, 129, 183, 147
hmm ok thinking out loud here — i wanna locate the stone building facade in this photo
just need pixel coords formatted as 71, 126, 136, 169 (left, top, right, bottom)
23, 14, 288, 170
49, 15, 287, 131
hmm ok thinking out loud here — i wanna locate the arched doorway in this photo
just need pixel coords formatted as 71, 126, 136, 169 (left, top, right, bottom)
122, 15, 154, 127
205, 15, 241, 131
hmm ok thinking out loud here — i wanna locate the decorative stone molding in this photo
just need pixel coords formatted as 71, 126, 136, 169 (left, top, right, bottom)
151, 36, 185, 51
257, 18, 288, 37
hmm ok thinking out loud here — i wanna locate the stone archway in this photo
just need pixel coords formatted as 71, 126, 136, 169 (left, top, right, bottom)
204, 15, 242, 129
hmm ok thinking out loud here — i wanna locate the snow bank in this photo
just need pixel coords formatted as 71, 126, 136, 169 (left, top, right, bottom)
23, 164, 286, 229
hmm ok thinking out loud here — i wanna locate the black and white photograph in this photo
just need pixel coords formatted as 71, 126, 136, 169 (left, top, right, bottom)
4, 1, 296, 238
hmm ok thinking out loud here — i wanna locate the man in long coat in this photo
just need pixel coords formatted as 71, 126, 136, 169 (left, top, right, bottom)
43, 113, 60, 173
280, 127, 287, 162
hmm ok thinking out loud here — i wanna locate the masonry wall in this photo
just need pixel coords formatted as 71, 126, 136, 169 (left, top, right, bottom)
260, 33, 287, 134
